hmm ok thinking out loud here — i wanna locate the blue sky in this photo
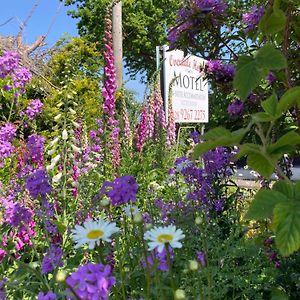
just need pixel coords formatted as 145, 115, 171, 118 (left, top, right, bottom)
0, 0, 145, 98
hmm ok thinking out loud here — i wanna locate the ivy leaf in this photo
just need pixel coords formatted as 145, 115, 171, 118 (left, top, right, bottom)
245, 189, 288, 220
255, 44, 287, 70
273, 202, 300, 256
277, 86, 300, 115
247, 152, 275, 178
233, 56, 261, 100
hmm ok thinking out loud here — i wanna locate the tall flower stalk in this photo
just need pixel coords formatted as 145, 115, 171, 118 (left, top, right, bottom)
102, 9, 121, 170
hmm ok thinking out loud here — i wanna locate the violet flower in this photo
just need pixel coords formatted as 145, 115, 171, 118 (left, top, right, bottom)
66, 263, 115, 300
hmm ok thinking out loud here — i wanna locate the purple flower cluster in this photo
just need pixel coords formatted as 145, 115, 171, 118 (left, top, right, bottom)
175, 148, 233, 213
0, 123, 16, 141
167, 0, 226, 49
66, 263, 115, 300
102, 15, 116, 123
25, 168, 52, 199
25, 134, 45, 166
0, 279, 7, 300
0, 123, 16, 165
227, 99, 244, 116
242, 5, 265, 32
37, 291, 57, 300
0, 51, 32, 92
194, 0, 227, 14
4, 202, 33, 227
141, 246, 174, 272
11, 66, 32, 89
25, 99, 43, 120
206, 60, 235, 83
196, 250, 206, 267
135, 106, 148, 152
100, 176, 138, 206
0, 51, 20, 78
41, 245, 63, 274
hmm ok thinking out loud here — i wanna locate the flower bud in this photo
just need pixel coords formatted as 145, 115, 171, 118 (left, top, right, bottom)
56, 270, 67, 283
133, 213, 143, 224
54, 113, 62, 122
71, 144, 81, 153
100, 197, 110, 207
52, 172, 63, 184
46, 164, 55, 171
195, 216, 202, 225
174, 289, 186, 300
69, 108, 77, 115
49, 137, 59, 147
51, 154, 61, 166
62, 129, 68, 140
47, 149, 56, 155
188, 260, 199, 271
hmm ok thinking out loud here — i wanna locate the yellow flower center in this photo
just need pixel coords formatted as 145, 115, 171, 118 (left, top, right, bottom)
157, 234, 173, 243
87, 230, 104, 239
129, 208, 135, 213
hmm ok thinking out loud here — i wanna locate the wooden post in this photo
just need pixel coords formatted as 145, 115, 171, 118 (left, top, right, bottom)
112, 1, 123, 90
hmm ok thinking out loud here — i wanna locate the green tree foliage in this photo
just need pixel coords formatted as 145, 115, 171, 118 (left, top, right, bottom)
26, 37, 103, 131
64, 0, 181, 79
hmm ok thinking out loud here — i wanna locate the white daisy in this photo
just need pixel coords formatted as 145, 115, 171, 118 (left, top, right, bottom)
123, 204, 140, 217
71, 219, 119, 249
144, 225, 185, 253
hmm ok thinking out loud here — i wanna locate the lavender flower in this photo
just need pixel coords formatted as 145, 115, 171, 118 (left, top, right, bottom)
66, 263, 115, 300
196, 250, 206, 267
41, 245, 63, 274
0, 123, 16, 142
4, 202, 33, 227
141, 246, 174, 272
100, 175, 138, 206
206, 60, 235, 83
37, 291, 57, 300
25, 134, 45, 166
25, 99, 43, 120
0, 51, 20, 78
25, 168, 52, 199
0, 279, 7, 300
242, 5, 265, 32
227, 99, 244, 116
12, 66, 32, 89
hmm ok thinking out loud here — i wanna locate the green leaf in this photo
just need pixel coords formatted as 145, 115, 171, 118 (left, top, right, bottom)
293, 181, 300, 201
277, 86, 300, 114
268, 131, 300, 154
256, 44, 287, 70
247, 152, 275, 178
252, 112, 278, 122
245, 189, 288, 220
233, 56, 261, 100
236, 143, 262, 158
273, 180, 294, 199
273, 202, 300, 256
264, 9, 286, 35
261, 94, 278, 115
271, 288, 289, 300
203, 127, 231, 140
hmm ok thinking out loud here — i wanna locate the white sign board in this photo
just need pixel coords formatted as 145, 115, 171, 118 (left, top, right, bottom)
163, 47, 208, 123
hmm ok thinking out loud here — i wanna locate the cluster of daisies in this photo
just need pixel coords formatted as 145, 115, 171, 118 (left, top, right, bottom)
71, 205, 185, 253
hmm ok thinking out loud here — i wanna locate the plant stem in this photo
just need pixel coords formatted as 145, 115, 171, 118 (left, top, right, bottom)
165, 244, 176, 294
